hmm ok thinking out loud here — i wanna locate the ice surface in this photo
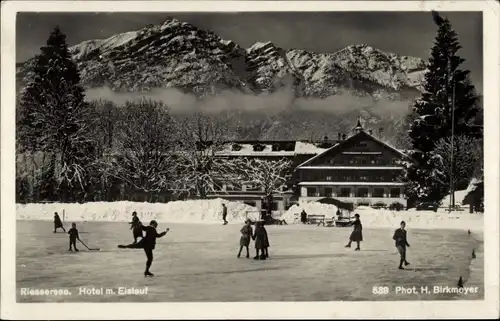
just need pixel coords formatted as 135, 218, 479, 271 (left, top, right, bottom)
16, 221, 483, 302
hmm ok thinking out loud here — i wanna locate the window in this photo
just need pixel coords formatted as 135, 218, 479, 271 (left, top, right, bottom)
323, 188, 333, 197
244, 201, 257, 207
226, 183, 242, 191
307, 187, 317, 197
213, 181, 223, 191
261, 201, 279, 211
360, 176, 368, 181
245, 184, 261, 192
373, 188, 384, 198
356, 188, 369, 198
326, 176, 332, 181
390, 188, 400, 198
340, 188, 351, 197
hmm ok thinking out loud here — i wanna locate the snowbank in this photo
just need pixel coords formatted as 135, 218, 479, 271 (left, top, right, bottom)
16, 199, 257, 225
441, 189, 468, 207
281, 202, 339, 223
281, 202, 483, 231
354, 206, 483, 231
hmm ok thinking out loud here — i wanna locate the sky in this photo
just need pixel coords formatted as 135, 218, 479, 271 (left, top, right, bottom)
16, 11, 483, 93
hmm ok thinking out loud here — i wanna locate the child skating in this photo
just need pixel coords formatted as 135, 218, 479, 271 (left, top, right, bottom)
129, 211, 143, 244
118, 220, 169, 277
345, 213, 363, 251
237, 219, 253, 258
68, 223, 80, 252
53, 212, 66, 233
393, 220, 411, 270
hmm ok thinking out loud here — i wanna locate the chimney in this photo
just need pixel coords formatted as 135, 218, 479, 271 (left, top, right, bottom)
323, 135, 328, 141
378, 127, 384, 138
342, 133, 347, 140
368, 129, 373, 135
338, 133, 342, 141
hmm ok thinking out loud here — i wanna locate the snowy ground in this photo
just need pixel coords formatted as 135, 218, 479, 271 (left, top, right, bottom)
17, 220, 483, 302
16, 199, 257, 224
282, 202, 483, 231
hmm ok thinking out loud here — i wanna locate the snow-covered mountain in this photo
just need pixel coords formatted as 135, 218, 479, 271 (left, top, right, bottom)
17, 17, 426, 98
16, 17, 429, 143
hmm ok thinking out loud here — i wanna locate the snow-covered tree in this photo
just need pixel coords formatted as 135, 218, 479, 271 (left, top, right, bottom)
241, 157, 293, 216
97, 99, 176, 200
431, 135, 482, 196
17, 26, 94, 201
402, 12, 482, 206
171, 112, 245, 198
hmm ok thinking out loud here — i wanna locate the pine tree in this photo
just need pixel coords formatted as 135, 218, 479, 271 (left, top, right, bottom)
403, 13, 481, 207
17, 26, 94, 201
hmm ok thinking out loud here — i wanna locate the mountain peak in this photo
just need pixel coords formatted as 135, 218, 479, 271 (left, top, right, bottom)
19, 17, 427, 96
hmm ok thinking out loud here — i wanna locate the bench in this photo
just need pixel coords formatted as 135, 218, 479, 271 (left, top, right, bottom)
307, 215, 326, 226
335, 218, 354, 227
325, 216, 336, 227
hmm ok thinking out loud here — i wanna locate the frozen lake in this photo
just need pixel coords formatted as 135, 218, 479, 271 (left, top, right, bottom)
16, 220, 483, 302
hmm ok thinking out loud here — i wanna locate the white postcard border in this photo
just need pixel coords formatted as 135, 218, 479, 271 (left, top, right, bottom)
1, 1, 499, 319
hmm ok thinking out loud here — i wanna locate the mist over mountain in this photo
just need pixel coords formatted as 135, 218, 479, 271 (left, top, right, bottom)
17, 17, 431, 144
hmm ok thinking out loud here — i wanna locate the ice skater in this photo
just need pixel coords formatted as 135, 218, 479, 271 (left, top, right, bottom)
53, 212, 66, 233
262, 221, 270, 259
118, 220, 169, 277
345, 213, 362, 251
237, 219, 253, 258
393, 220, 411, 270
129, 211, 143, 244
222, 203, 228, 225
68, 223, 80, 252
252, 221, 268, 260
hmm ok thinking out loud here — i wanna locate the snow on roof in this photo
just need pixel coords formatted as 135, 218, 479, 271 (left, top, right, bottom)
214, 141, 326, 157
295, 142, 328, 155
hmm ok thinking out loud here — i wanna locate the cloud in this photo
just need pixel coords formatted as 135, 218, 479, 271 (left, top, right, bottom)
84, 84, 414, 118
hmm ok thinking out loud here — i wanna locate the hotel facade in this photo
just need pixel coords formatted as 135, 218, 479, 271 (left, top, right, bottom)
209, 119, 410, 215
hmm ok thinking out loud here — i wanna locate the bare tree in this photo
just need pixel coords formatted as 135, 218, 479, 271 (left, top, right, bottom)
241, 157, 293, 217
97, 99, 175, 200
171, 112, 245, 198
431, 134, 482, 192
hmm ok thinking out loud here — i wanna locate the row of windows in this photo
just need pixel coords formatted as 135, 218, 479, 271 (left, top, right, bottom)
322, 156, 400, 166
213, 183, 289, 192
303, 171, 402, 182
306, 187, 401, 198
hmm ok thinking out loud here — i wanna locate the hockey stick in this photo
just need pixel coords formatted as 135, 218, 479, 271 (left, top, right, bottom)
78, 239, 100, 251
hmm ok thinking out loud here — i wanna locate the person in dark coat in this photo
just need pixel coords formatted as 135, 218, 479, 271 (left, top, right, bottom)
118, 220, 169, 277
68, 223, 80, 252
252, 221, 267, 260
393, 221, 411, 270
237, 219, 253, 258
222, 204, 228, 225
300, 210, 307, 224
345, 213, 363, 251
53, 212, 66, 233
262, 222, 270, 259
129, 211, 143, 244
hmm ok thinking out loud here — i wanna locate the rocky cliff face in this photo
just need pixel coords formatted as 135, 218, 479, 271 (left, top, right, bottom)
17, 17, 429, 144
18, 17, 426, 98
